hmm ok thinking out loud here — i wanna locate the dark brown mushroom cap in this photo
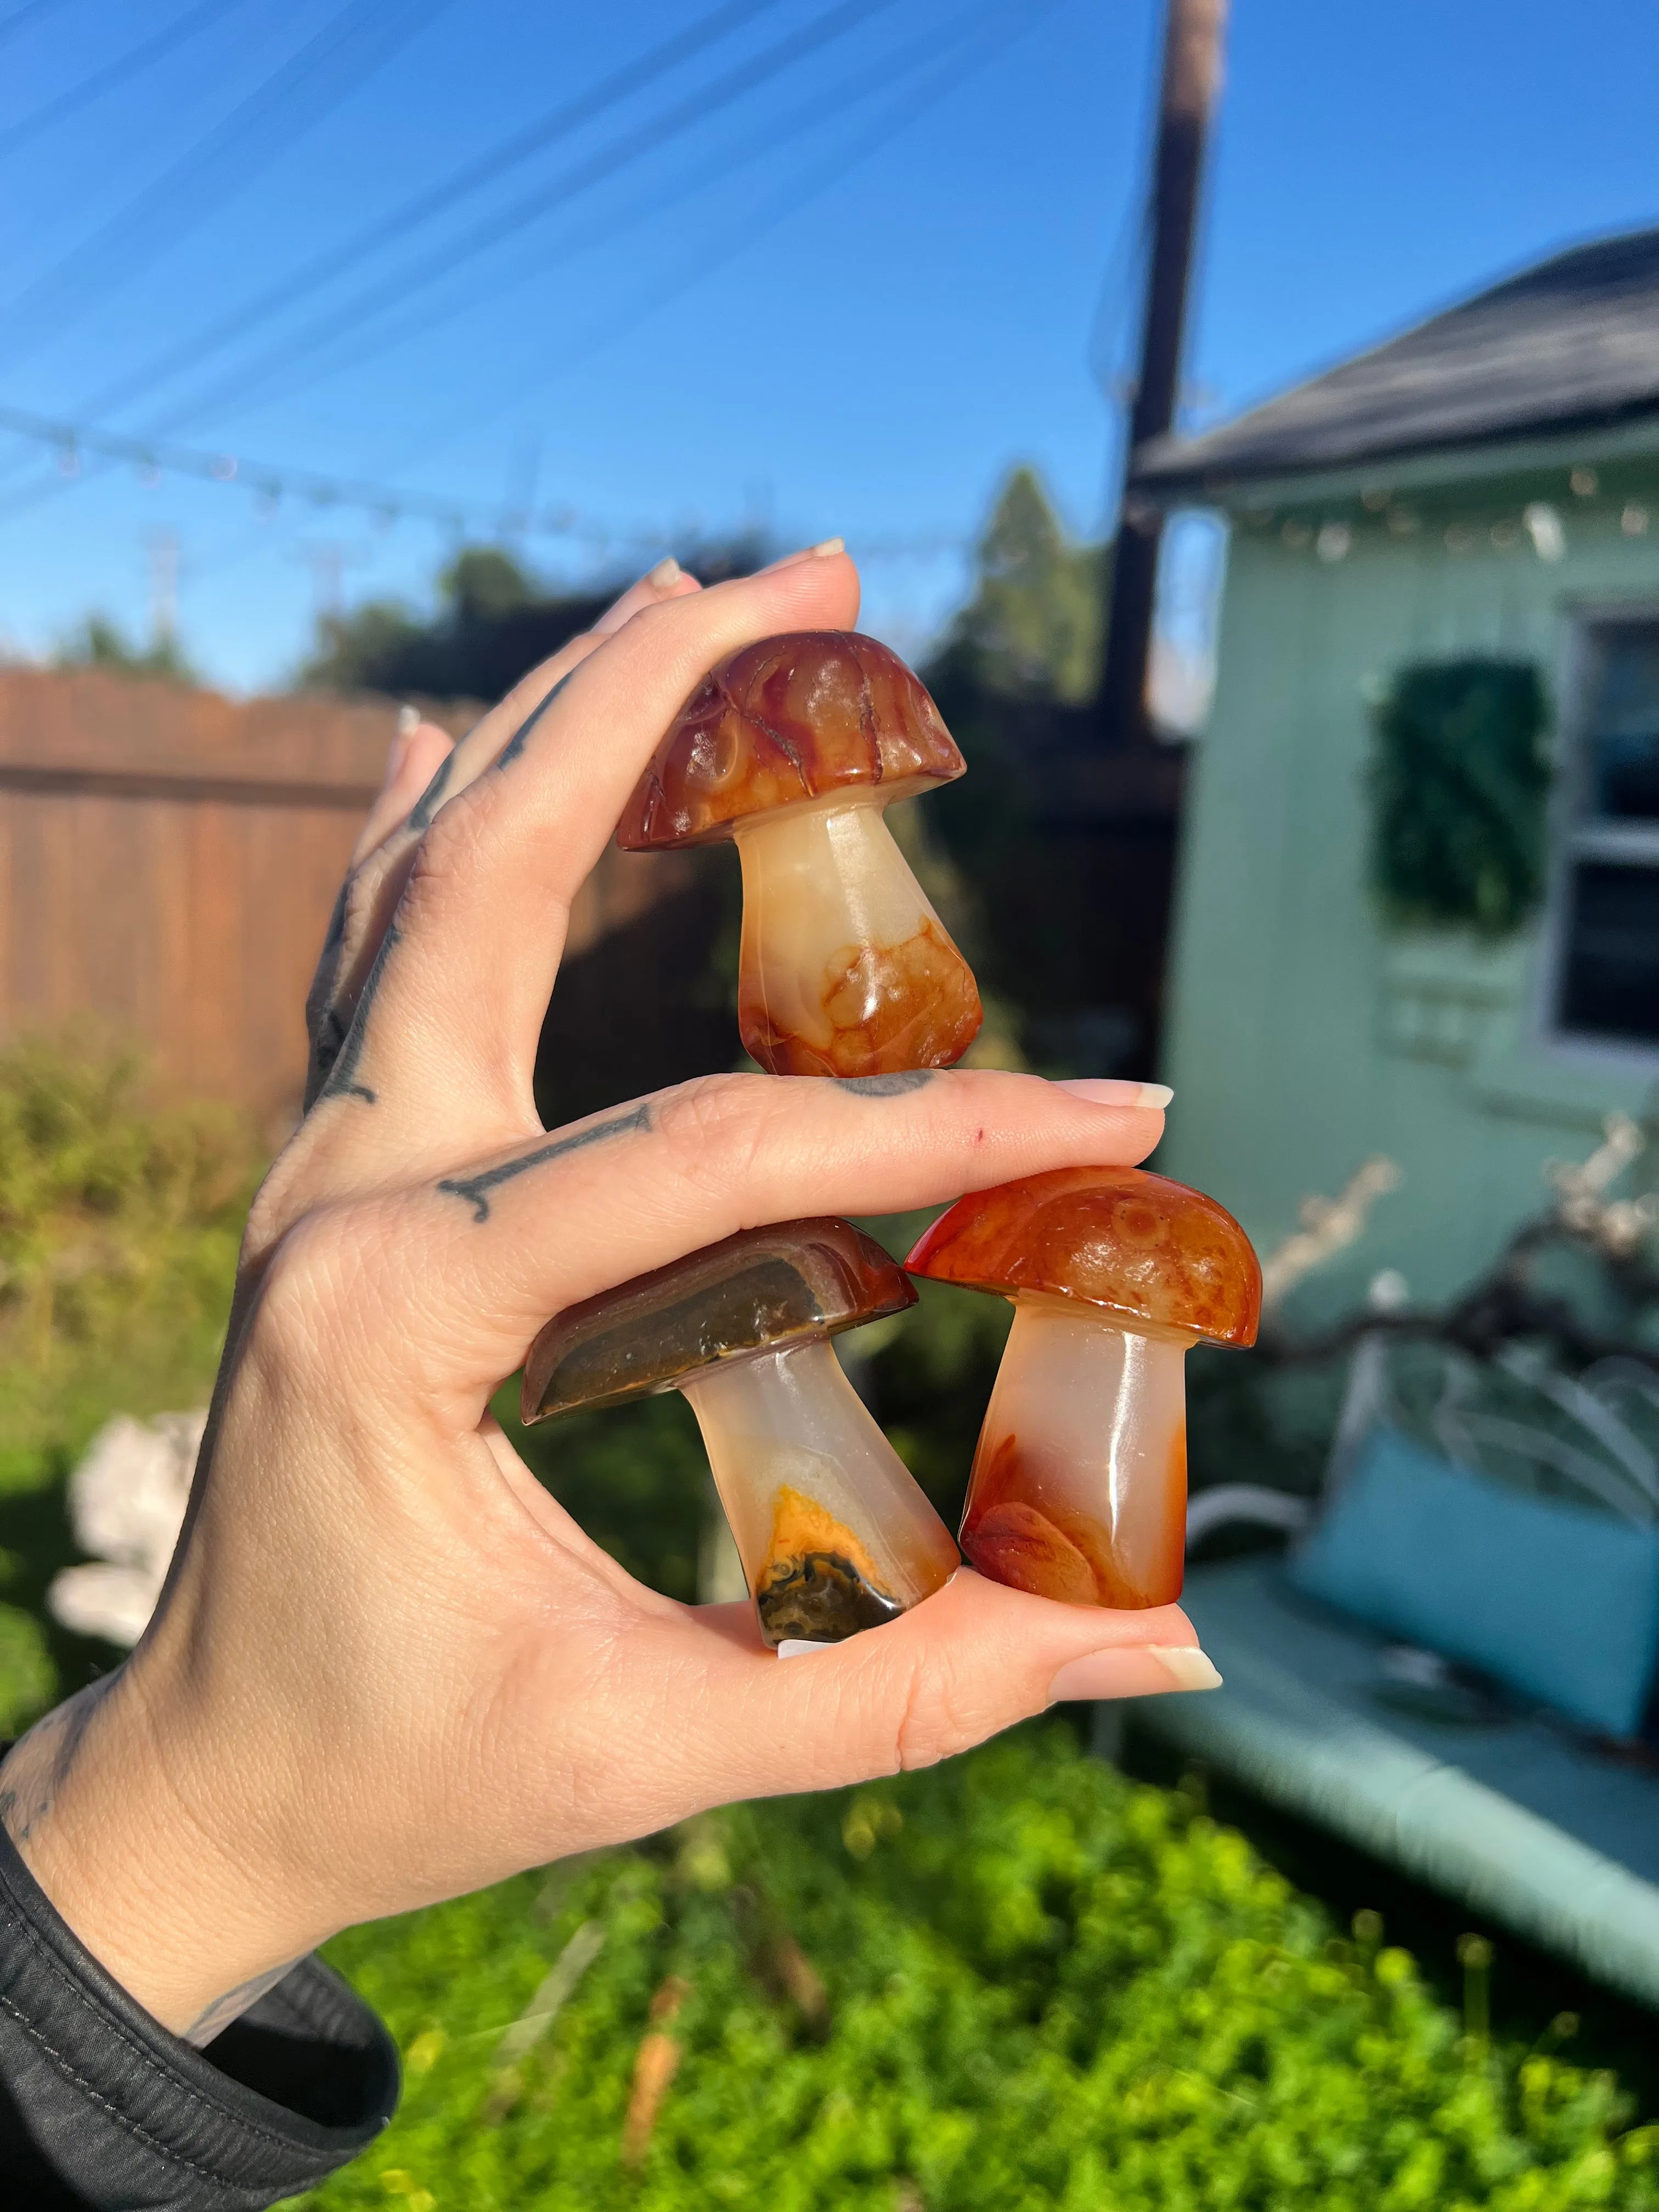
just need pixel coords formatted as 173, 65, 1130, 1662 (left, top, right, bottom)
905, 1167, 1261, 1348
522, 1217, 916, 1422
616, 631, 964, 850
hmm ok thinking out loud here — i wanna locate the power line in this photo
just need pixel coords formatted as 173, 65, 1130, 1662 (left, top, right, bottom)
0, 0, 76, 49
232, 4, 1039, 594
0, 0, 1029, 563
56, 0, 791, 430
0, 0, 458, 371
174, 0, 1009, 436
139, 0, 908, 439
0, 0, 907, 525
445, 0, 1061, 453
0, 0, 253, 165
280, 0, 1022, 455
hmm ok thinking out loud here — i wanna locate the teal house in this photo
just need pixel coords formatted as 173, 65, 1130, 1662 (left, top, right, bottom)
1137, 228, 1659, 1308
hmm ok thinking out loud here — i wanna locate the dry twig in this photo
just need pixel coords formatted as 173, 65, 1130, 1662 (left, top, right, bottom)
622, 1975, 691, 2169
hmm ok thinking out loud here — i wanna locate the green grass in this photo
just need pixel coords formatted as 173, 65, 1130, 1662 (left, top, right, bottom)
295, 1730, 1659, 2212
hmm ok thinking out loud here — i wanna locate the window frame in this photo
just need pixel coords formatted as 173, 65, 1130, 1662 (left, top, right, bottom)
1538, 601, 1659, 1073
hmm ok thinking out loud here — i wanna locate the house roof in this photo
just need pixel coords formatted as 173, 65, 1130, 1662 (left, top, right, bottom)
1133, 227, 1659, 497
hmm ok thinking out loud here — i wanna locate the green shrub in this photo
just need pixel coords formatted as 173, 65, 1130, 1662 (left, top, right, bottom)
0, 1603, 54, 1732
298, 1731, 1657, 2211
0, 1037, 259, 1482
0, 1039, 263, 1716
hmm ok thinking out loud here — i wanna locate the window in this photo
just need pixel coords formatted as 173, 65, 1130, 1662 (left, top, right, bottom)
1555, 618, 1659, 1050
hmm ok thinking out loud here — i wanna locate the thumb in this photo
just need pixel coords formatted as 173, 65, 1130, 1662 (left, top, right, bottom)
604, 1571, 1217, 1824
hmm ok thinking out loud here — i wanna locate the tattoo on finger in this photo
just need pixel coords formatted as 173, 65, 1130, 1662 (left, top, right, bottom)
496, 669, 575, 773
318, 923, 401, 1107
406, 750, 456, 832
437, 1103, 653, 1223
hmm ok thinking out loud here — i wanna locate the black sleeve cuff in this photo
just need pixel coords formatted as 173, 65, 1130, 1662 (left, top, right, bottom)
0, 1815, 399, 2210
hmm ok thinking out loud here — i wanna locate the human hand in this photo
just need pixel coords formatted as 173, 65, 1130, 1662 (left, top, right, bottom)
0, 544, 1206, 2043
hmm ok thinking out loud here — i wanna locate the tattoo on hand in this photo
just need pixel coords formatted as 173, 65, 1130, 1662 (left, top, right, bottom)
0, 1681, 112, 1849
438, 1103, 652, 1223
406, 749, 456, 832
496, 670, 574, 772
831, 1070, 936, 1096
183, 1962, 300, 2049
318, 923, 401, 1107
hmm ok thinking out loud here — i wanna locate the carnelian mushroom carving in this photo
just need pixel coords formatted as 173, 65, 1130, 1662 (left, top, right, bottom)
523, 1218, 958, 1648
907, 1167, 1261, 1610
617, 631, 982, 1077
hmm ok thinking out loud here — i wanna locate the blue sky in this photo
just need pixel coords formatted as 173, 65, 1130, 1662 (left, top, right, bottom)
0, 0, 1656, 692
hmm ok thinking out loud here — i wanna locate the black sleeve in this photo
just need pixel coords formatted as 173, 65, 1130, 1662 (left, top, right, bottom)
0, 1815, 399, 2210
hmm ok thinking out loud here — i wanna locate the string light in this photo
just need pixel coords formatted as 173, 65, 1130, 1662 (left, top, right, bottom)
1243, 462, 1659, 568
0, 401, 969, 560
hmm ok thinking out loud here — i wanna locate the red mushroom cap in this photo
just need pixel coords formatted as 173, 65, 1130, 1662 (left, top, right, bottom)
617, 630, 964, 851
905, 1166, 1261, 1347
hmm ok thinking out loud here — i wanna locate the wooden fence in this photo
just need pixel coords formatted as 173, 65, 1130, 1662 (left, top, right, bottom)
0, 668, 723, 1126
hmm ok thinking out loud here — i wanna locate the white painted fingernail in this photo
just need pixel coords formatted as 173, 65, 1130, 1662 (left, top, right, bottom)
1146, 1645, 1223, 1690
761, 537, 847, 574
1054, 1079, 1172, 1109
776, 1639, 837, 1658
647, 556, 682, 589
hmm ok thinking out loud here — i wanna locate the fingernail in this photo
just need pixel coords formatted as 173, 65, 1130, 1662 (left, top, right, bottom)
1047, 1644, 1221, 1702
761, 537, 845, 573
380, 706, 418, 789
1147, 1645, 1222, 1690
1054, 1079, 1173, 1109
647, 556, 682, 589
776, 1639, 837, 1658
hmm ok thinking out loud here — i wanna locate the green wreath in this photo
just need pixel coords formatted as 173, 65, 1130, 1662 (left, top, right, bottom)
1370, 658, 1552, 936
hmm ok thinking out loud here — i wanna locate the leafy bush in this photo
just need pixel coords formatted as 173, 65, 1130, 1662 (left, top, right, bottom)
299, 1730, 1657, 2211
0, 1604, 54, 1733
0, 1037, 259, 1480
0, 1039, 262, 1723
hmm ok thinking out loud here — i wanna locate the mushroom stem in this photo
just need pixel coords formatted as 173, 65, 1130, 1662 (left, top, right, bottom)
733, 796, 981, 1077
960, 1299, 1193, 1609
679, 1337, 958, 1646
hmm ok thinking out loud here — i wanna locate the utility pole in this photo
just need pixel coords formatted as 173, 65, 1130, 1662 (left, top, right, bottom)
145, 528, 180, 646
1096, 0, 1228, 746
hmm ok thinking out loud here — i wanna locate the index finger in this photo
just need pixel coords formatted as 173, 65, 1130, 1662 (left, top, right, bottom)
355, 1069, 1167, 1392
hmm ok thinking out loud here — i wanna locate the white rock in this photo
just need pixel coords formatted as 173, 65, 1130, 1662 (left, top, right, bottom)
48, 1409, 206, 1647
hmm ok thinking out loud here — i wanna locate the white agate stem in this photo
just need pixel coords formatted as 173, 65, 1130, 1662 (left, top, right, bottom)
732, 795, 949, 1056
679, 1336, 957, 1620
968, 1299, 1193, 1606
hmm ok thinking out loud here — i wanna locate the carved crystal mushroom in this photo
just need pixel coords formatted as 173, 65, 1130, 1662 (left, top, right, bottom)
617, 631, 982, 1077
522, 1218, 958, 1646
906, 1168, 1260, 1610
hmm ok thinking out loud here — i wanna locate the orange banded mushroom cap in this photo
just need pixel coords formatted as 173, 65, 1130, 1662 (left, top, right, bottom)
616, 630, 964, 850
905, 1166, 1261, 1347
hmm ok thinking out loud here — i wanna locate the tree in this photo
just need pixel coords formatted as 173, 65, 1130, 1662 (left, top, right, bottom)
921, 473, 1182, 1081
54, 614, 198, 686
300, 537, 768, 703
934, 466, 1107, 705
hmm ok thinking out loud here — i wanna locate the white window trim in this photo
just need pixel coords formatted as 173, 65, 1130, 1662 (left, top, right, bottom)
1536, 600, 1659, 1076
